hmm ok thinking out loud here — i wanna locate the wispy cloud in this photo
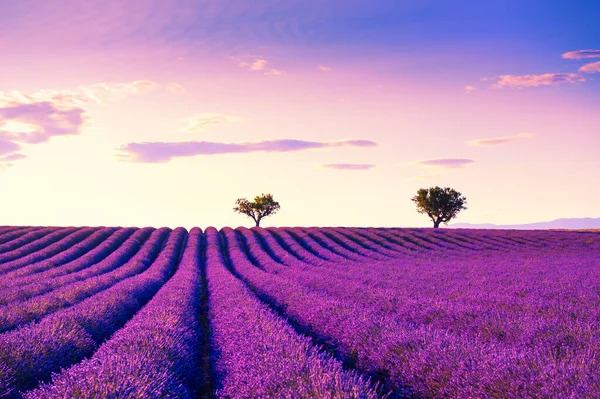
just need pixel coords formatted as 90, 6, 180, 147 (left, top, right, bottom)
238, 57, 285, 76
166, 83, 186, 94
579, 61, 600, 74
561, 50, 600, 59
0, 153, 27, 170
0, 136, 22, 157
318, 64, 332, 72
464, 85, 476, 94
0, 102, 86, 144
0, 80, 171, 168
264, 69, 285, 76
79, 80, 160, 104
0, 101, 87, 168
118, 139, 377, 163
0, 90, 89, 109
0, 80, 178, 109
321, 163, 375, 170
413, 159, 475, 169
493, 73, 585, 88
467, 133, 536, 147
182, 113, 244, 133
252, 59, 268, 70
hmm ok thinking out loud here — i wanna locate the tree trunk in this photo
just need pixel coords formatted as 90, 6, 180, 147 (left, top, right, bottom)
433, 221, 441, 228
255, 219, 260, 227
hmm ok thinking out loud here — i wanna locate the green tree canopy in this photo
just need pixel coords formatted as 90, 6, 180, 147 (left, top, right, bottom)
412, 186, 467, 228
233, 193, 280, 227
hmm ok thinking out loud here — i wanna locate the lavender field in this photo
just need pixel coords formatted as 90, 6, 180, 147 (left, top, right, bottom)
0, 225, 598, 399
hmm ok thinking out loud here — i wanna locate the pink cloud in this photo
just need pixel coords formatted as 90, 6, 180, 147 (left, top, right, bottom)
561, 50, 600, 59
238, 57, 284, 76
493, 73, 585, 88
467, 133, 536, 147
318, 64, 332, 72
264, 69, 285, 76
0, 136, 22, 157
0, 153, 27, 169
579, 61, 600, 74
0, 100, 86, 168
250, 59, 267, 71
0, 80, 170, 168
321, 163, 375, 170
464, 85, 476, 94
118, 139, 377, 163
414, 159, 475, 169
0, 80, 167, 109
0, 90, 89, 109
0, 101, 86, 144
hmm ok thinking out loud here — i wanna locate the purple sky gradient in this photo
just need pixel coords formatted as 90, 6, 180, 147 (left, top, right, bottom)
0, 0, 598, 227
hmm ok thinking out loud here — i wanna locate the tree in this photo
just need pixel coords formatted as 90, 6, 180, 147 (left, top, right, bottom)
412, 186, 467, 228
233, 193, 280, 227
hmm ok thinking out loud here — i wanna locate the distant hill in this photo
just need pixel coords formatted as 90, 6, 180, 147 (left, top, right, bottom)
449, 217, 600, 230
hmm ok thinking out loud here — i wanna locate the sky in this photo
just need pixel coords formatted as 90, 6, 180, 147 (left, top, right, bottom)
0, 0, 599, 229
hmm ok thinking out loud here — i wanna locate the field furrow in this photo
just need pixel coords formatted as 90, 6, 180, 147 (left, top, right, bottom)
0, 228, 186, 397
0, 228, 165, 332
0, 227, 99, 275
312, 228, 389, 260
0, 227, 44, 247
299, 229, 382, 262
0, 228, 63, 260
0, 227, 123, 287
212, 227, 382, 399
25, 228, 204, 398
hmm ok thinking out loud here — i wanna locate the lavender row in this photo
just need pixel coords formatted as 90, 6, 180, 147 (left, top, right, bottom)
0, 226, 23, 235
297, 228, 381, 261
244, 229, 421, 292
254, 229, 598, 353
0, 227, 122, 288
209, 227, 382, 399
288, 227, 374, 262
265, 227, 360, 265
222, 228, 600, 398
0, 227, 99, 275
266, 228, 333, 266
242, 228, 382, 275
301, 228, 391, 261
26, 228, 203, 399
254, 227, 401, 273
0, 228, 186, 397
0, 227, 65, 261
0, 227, 40, 245
266, 228, 600, 331
419, 229, 508, 251
310, 228, 397, 260
381, 228, 469, 252
337, 228, 420, 256
333, 227, 439, 258
0, 228, 164, 332
263, 227, 352, 267
423, 228, 516, 250
346, 228, 422, 254
0, 228, 137, 299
